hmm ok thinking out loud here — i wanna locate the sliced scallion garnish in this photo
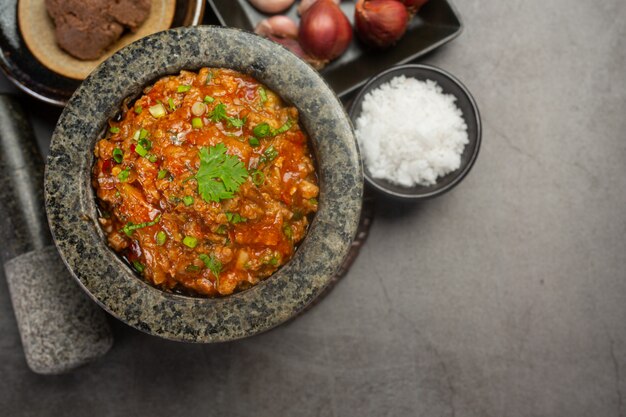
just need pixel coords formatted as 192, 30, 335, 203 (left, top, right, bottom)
149, 103, 166, 118
156, 231, 167, 246
192, 117, 203, 129
183, 235, 198, 248
117, 167, 130, 182
109, 126, 120, 134
112, 148, 123, 163
177, 85, 191, 93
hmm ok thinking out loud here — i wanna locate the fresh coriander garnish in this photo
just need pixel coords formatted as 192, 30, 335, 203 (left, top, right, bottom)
209, 103, 228, 123
195, 144, 248, 203
121, 215, 161, 237
182, 195, 194, 206
199, 253, 222, 284
183, 235, 198, 248
186, 264, 201, 273
177, 85, 191, 93
228, 117, 245, 128
112, 148, 123, 163
225, 212, 247, 224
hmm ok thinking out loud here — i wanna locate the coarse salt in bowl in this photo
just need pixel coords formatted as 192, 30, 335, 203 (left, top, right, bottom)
349, 64, 481, 200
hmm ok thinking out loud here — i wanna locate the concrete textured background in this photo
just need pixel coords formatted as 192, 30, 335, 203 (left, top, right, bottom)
1, 1, 626, 416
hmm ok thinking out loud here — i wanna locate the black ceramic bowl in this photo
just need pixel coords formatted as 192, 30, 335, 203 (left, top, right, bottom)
349, 64, 481, 200
45, 26, 363, 343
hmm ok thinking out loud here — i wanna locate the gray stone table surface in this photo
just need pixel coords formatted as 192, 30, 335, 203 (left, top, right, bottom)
1, 0, 625, 416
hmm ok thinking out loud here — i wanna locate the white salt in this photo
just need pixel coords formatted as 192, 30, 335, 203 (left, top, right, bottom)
355, 75, 469, 187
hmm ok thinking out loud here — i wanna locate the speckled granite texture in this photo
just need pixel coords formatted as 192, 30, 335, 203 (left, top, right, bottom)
5, 247, 113, 374
0, 94, 111, 374
45, 26, 363, 343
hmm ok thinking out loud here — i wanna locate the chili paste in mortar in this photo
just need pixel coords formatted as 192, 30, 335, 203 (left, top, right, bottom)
92, 68, 319, 296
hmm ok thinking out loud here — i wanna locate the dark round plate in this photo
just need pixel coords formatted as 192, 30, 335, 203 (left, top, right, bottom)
0, 0, 205, 106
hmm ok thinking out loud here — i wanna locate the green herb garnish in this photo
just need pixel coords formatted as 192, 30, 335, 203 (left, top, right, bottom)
204, 95, 215, 103
225, 212, 247, 224
139, 128, 149, 139
283, 224, 293, 240
249, 137, 260, 147
149, 103, 166, 118
156, 231, 167, 245
215, 224, 228, 235
253, 122, 271, 138
185, 264, 201, 273
195, 144, 248, 203
157, 169, 168, 180
192, 117, 203, 129
259, 86, 267, 104
199, 253, 222, 283
168, 98, 176, 111
132, 260, 145, 273
251, 170, 265, 187
134, 106, 143, 114
263, 145, 279, 162
177, 85, 191, 93
117, 167, 130, 182
109, 126, 120, 134
183, 235, 198, 248
121, 215, 161, 237
182, 195, 194, 206
112, 148, 123, 164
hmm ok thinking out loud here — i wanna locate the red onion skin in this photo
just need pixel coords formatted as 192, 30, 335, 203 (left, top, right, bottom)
298, 0, 353, 63
355, 0, 409, 48
255, 15, 299, 39
297, 0, 341, 15
248, 0, 295, 14
399, 0, 429, 14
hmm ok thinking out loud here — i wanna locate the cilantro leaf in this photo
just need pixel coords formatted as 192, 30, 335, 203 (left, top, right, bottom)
209, 103, 228, 123
199, 253, 222, 278
195, 144, 248, 203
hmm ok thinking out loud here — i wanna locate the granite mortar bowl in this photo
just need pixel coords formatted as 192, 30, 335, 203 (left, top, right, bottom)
44, 26, 363, 343
349, 64, 481, 200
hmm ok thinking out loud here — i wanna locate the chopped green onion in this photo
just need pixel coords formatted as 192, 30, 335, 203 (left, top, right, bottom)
112, 148, 123, 164
215, 224, 227, 235
205, 72, 213, 84
251, 170, 265, 186
177, 85, 191, 93
132, 260, 145, 273
169, 195, 181, 204
185, 264, 201, 272
274, 120, 292, 135
192, 117, 203, 129
249, 137, 260, 147
117, 167, 130, 182
138, 138, 152, 150
264, 145, 278, 161
309, 198, 318, 205
147, 154, 158, 163
149, 103, 166, 118
157, 169, 168, 180
183, 235, 198, 248
134, 143, 148, 157
168, 98, 176, 111
121, 215, 161, 237
283, 224, 293, 240
140, 128, 149, 139
156, 231, 167, 246
182, 195, 194, 206
204, 95, 215, 103
109, 126, 120, 134
253, 122, 271, 138
133, 130, 140, 140
259, 86, 267, 104
134, 106, 143, 114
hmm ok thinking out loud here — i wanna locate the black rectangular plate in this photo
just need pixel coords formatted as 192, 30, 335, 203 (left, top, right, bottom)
207, 0, 463, 98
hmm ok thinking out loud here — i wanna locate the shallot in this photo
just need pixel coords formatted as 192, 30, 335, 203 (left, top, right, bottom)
248, 0, 295, 14
299, 0, 352, 65
297, 0, 340, 15
355, 0, 409, 48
